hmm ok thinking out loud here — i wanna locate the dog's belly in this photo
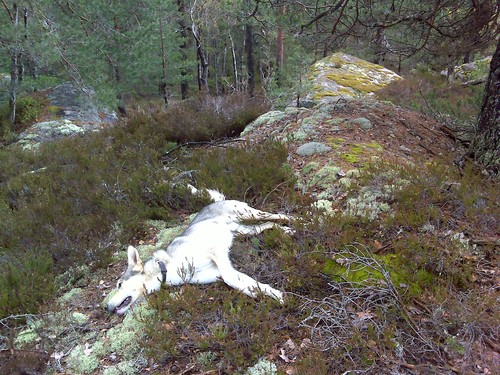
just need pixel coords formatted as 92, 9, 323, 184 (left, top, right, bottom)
166, 257, 221, 285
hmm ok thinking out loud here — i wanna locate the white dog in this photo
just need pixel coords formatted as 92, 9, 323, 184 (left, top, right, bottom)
105, 191, 292, 315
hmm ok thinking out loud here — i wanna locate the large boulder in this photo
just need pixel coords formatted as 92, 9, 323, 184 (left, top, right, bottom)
305, 52, 402, 104
446, 56, 492, 85
47, 82, 101, 123
14, 83, 116, 150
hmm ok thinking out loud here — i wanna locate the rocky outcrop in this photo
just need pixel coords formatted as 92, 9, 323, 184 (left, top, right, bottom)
17, 120, 90, 150
305, 52, 402, 105
444, 56, 492, 85
242, 50, 456, 219
15, 83, 116, 150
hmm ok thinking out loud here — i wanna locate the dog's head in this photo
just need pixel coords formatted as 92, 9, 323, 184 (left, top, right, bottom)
105, 246, 149, 315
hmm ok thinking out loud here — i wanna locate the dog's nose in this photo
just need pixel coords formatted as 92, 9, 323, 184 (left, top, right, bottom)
105, 303, 113, 313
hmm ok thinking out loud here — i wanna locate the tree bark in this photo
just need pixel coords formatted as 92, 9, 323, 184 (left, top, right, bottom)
177, 0, 189, 100
245, 23, 255, 96
468, 39, 500, 174
275, 2, 285, 86
229, 32, 239, 91
8, 2, 20, 127
159, 16, 169, 106
190, 0, 208, 92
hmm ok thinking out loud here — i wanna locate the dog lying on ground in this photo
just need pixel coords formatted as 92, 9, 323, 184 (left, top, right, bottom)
105, 188, 292, 315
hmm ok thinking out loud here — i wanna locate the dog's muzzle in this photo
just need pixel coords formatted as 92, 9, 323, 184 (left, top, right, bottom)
106, 296, 132, 315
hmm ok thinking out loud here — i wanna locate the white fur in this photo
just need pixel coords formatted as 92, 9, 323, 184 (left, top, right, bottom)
105, 194, 292, 315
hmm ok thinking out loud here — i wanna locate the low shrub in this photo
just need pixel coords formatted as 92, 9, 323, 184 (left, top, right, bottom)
14, 96, 46, 129
127, 93, 269, 144
377, 70, 484, 141
0, 249, 54, 317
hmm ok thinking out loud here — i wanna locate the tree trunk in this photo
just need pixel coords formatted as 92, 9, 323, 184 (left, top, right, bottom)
177, 0, 189, 100
159, 16, 169, 106
192, 26, 208, 92
9, 53, 19, 126
245, 23, 255, 96
229, 32, 239, 91
8, 3, 20, 127
468, 39, 500, 174
275, 3, 285, 86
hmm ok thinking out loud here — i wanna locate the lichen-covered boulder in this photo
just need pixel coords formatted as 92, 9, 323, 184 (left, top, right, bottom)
448, 56, 492, 85
241, 111, 287, 136
307, 52, 402, 103
16, 119, 93, 150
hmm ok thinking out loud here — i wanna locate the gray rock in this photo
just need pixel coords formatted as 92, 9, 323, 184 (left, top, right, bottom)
296, 142, 332, 156
17, 119, 99, 150
352, 117, 373, 130
48, 82, 101, 123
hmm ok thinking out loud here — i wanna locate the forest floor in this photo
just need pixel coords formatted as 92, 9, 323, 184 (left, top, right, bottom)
2, 98, 498, 375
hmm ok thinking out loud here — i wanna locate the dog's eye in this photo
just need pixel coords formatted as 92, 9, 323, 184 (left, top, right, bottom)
117, 281, 122, 288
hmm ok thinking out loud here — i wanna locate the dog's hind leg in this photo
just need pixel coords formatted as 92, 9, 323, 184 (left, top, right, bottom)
208, 248, 284, 303
236, 205, 292, 223
235, 222, 294, 236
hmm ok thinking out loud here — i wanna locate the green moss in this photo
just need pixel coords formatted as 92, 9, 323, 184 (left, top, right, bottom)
365, 142, 383, 151
343, 153, 359, 163
325, 73, 383, 93
313, 88, 354, 99
106, 304, 156, 359
445, 336, 466, 356
66, 342, 104, 374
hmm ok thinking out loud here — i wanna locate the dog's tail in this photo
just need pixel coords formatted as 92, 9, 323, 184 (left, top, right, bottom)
187, 184, 226, 202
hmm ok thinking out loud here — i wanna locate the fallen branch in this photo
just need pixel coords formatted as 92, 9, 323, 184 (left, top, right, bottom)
162, 138, 246, 157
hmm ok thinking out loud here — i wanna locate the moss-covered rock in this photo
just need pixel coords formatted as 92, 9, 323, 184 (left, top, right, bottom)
351, 117, 373, 130
17, 120, 86, 150
241, 111, 286, 136
307, 52, 402, 103
449, 56, 492, 84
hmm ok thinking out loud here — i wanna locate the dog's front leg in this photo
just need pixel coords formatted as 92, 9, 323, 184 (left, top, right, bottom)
209, 249, 284, 303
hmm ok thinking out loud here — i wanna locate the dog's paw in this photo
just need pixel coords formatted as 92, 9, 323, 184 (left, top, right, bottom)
279, 225, 295, 236
270, 289, 285, 304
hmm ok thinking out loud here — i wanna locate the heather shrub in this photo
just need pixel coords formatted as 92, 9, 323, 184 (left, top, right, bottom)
180, 141, 295, 206
0, 249, 54, 317
377, 70, 484, 140
14, 96, 47, 129
127, 93, 269, 143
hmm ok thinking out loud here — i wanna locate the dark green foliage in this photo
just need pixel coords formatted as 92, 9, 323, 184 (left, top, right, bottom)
377, 71, 484, 139
14, 96, 46, 128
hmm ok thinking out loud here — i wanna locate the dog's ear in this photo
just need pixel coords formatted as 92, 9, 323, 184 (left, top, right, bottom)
127, 246, 143, 269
